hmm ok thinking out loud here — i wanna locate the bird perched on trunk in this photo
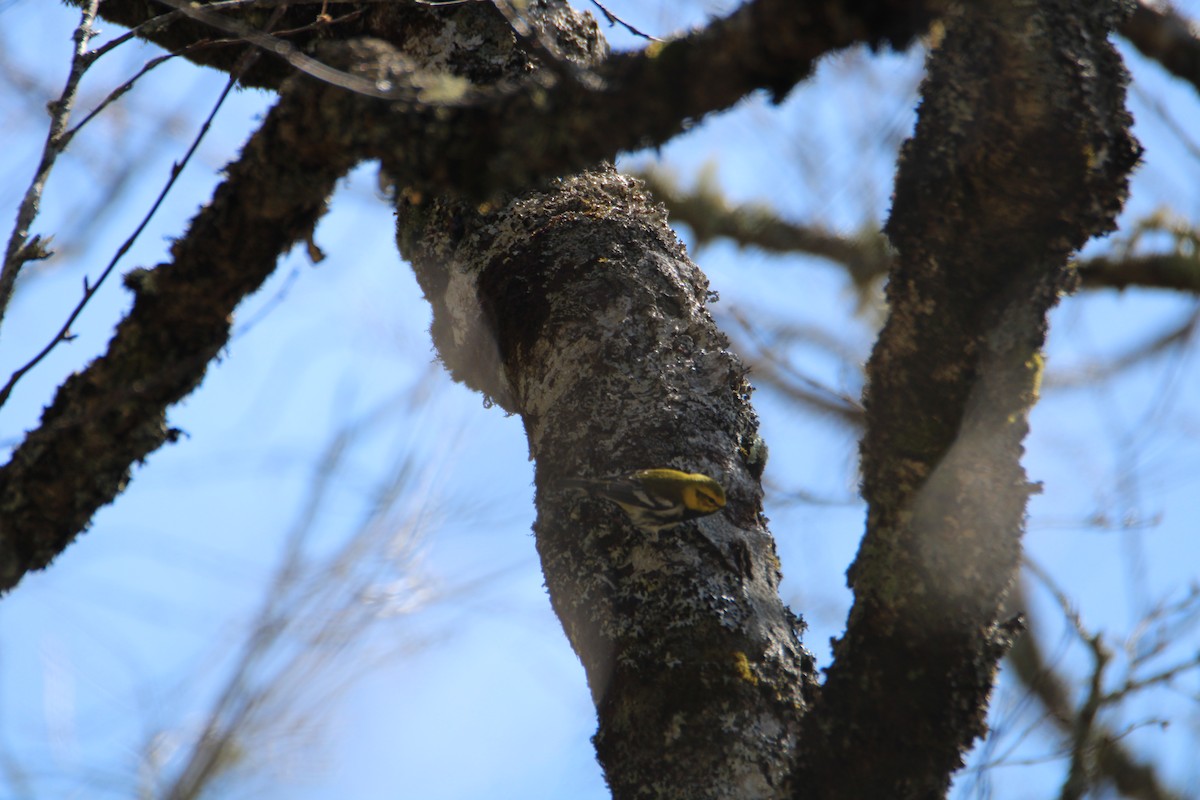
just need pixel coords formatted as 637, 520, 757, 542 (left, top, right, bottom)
560, 468, 726, 533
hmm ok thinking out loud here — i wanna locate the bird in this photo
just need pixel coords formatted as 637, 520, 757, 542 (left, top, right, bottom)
560, 468, 726, 533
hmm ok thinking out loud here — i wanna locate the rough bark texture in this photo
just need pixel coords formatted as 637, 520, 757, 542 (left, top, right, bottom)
400, 162, 816, 799
797, 1, 1140, 797
64, 0, 944, 201
386, 9, 818, 796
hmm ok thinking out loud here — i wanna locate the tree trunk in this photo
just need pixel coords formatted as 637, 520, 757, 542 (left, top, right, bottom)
1, 0, 1141, 797
401, 163, 816, 797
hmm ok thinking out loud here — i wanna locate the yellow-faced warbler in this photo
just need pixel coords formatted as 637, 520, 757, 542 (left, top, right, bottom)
561, 468, 726, 533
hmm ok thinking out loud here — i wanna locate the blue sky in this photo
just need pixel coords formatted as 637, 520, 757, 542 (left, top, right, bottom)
2, 2, 1199, 798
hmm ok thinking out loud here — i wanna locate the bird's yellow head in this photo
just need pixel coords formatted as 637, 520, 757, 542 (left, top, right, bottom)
682, 478, 726, 514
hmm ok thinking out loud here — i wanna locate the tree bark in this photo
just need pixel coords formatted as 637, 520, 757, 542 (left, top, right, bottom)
400, 160, 817, 798
797, 1, 1139, 796
0, 0, 1146, 797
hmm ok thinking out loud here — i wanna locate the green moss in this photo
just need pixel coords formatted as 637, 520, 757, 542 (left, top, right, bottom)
732, 651, 758, 685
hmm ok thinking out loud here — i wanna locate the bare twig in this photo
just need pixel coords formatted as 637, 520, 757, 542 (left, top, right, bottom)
151, 0, 439, 102
63, 53, 181, 144
156, 392, 441, 800
1060, 633, 1110, 800
88, 9, 187, 61
1131, 79, 1200, 163
1024, 557, 1092, 645
1043, 308, 1200, 390
1009, 571, 1188, 800
725, 308, 866, 427
0, 0, 101, 338
636, 167, 892, 289
67, 7, 364, 147
0, 47, 253, 409
1127, 584, 1200, 668
1110, 653, 1200, 699
589, 0, 661, 42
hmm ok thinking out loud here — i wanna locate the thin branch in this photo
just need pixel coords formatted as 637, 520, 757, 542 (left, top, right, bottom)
0, 50, 247, 410
588, 0, 661, 42
1005, 575, 1186, 800
1060, 633, 1110, 800
636, 168, 892, 288
1130, 78, 1200, 163
642, 168, 1200, 295
1127, 584, 1200, 669
1024, 557, 1092, 646
0, 0, 101, 338
62, 52, 181, 147
1077, 252, 1200, 292
0, 34, 360, 592
158, 392, 442, 800
724, 309, 866, 428
151, 0, 449, 102
1108, 653, 1200, 699
0, 6, 306, 410
1042, 308, 1200, 390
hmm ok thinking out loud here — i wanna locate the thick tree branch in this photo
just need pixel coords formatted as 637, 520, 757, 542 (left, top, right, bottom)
68, 0, 948, 199
797, 1, 1140, 796
0, 77, 357, 592
329, 0, 950, 198
1077, 251, 1200, 292
1120, 1, 1200, 96
388, 7, 818, 797
72, 0, 947, 90
403, 167, 817, 798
